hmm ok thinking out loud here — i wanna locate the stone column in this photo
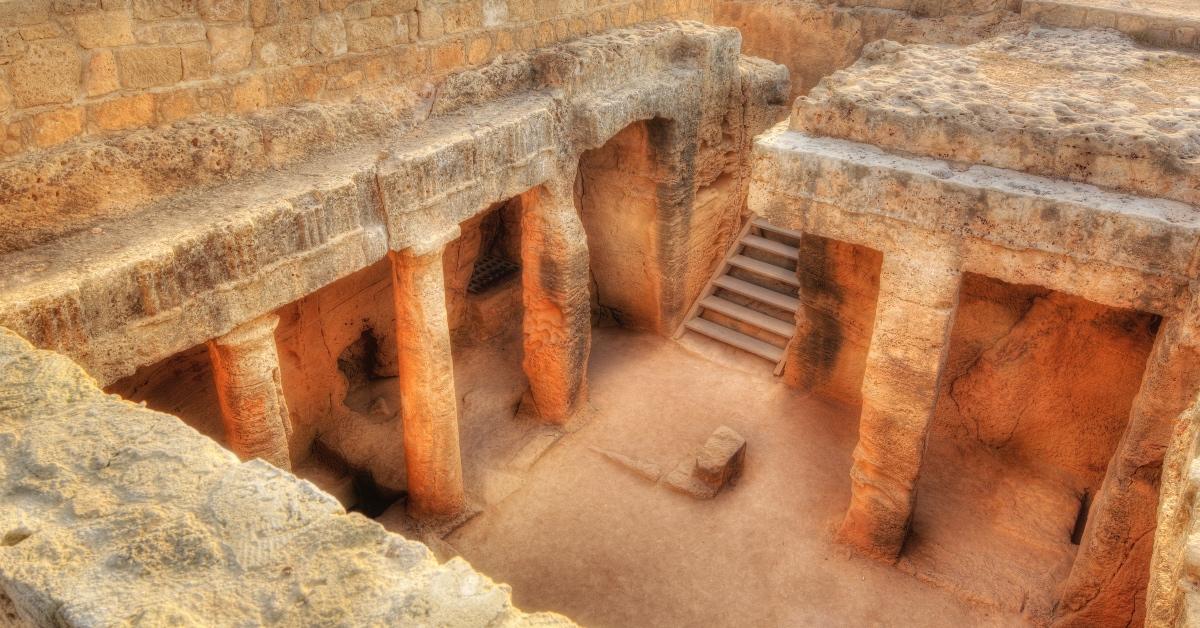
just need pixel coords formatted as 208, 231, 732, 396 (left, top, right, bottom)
1059, 296, 1200, 626
520, 181, 592, 424
389, 230, 465, 518
836, 245, 962, 561
208, 314, 293, 470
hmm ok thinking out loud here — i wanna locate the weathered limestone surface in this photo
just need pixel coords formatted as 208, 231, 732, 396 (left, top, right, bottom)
0, 327, 572, 627
821, 0, 1016, 17
0, 23, 789, 390
751, 130, 1200, 317
389, 236, 466, 517
520, 181, 592, 423
1149, 388, 1200, 627
837, 245, 962, 561
714, 0, 1027, 99
207, 313, 293, 470
1060, 301, 1200, 625
0, 0, 713, 166
1024, 0, 1200, 50
792, 28, 1200, 206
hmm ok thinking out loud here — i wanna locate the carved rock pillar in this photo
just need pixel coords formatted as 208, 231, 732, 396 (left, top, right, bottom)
389, 233, 465, 518
208, 314, 293, 470
1059, 295, 1200, 626
837, 245, 963, 561
519, 181, 592, 424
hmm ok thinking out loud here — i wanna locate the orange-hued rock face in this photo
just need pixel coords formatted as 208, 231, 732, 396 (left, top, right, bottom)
784, 234, 882, 405
577, 120, 667, 332
933, 275, 1159, 493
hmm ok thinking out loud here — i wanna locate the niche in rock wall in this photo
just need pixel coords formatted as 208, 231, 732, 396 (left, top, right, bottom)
902, 273, 1160, 619
337, 327, 392, 418
444, 199, 524, 346
576, 118, 671, 331
931, 274, 1159, 494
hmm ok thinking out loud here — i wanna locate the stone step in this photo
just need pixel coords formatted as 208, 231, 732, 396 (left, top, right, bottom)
685, 318, 785, 362
713, 275, 800, 312
789, 29, 1200, 206
700, 295, 794, 338
729, 254, 801, 287
752, 218, 803, 243
743, 233, 800, 259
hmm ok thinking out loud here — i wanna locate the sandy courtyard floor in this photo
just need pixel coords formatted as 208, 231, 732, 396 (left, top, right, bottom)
445, 328, 1042, 627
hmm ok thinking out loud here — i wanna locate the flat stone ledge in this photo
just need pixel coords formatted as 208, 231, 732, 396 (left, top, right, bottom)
0, 327, 573, 627
1023, 0, 1200, 50
791, 28, 1200, 206
751, 127, 1200, 315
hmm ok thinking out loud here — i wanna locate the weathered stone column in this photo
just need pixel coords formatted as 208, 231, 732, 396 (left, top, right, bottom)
1060, 294, 1200, 626
389, 229, 465, 518
836, 245, 962, 561
520, 181, 592, 423
208, 314, 293, 470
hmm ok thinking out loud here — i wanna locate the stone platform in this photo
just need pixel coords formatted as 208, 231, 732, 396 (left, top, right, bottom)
791, 28, 1200, 206
0, 328, 572, 626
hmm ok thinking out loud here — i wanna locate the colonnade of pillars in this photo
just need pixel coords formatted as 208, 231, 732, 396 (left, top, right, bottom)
786, 230, 1200, 616
203, 182, 590, 518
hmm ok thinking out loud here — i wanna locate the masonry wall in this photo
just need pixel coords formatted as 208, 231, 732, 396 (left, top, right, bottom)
0, 0, 710, 159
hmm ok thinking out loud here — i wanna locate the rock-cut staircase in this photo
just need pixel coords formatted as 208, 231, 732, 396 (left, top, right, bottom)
674, 217, 802, 374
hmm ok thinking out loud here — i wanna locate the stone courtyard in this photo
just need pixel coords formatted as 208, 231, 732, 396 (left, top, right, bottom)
1, 0, 1200, 626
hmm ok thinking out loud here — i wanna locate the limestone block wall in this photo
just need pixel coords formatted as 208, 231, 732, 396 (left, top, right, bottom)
0, 326, 573, 627
0, 0, 710, 160
1023, 0, 1200, 50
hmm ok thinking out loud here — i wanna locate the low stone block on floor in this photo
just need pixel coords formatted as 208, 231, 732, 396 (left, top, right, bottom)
665, 426, 747, 499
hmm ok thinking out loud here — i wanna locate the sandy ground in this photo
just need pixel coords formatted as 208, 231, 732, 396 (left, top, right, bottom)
440, 328, 1069, 627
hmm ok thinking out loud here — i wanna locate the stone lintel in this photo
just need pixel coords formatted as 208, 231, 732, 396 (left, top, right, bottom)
0, 327, 571, 627
751, 129, 1198, 317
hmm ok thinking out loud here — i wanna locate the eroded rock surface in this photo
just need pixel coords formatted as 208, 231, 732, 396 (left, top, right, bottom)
0, 327, 572, 627
793, 28, 1200, 205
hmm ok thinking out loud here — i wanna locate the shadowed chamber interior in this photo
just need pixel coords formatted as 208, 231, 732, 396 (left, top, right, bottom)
907, 274, 1159, 617
577, 119, 671, 331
